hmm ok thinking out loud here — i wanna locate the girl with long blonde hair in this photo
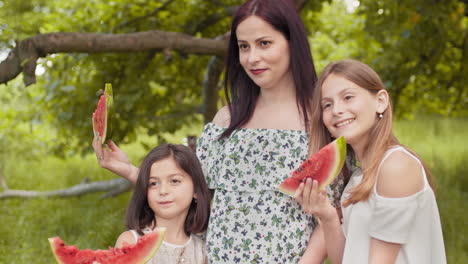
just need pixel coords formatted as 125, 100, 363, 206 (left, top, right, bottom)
295, 59, 446, 264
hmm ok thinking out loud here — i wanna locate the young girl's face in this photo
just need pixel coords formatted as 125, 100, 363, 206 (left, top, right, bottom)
320, 74, 380, 148
236, 15, 292, 90
147, 156, 195, 222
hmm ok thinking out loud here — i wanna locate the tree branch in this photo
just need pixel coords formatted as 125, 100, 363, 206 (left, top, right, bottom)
0, 46, 22, 85
114, 0, 176, 30
99, 180, 133, 199
0, 178, 132, 199
186, 6, 238, 34
0, 31, 228, 86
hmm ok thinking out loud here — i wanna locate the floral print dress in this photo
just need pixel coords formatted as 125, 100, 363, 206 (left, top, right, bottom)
196, 123, 343, 263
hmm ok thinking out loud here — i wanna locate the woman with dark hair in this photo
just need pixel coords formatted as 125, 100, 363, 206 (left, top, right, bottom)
94, 0, 343, 262
195, 0, 345, 262
220, 0, 317, 138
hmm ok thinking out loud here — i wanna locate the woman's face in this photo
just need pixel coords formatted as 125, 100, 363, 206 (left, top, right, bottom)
236, 15, 292, 90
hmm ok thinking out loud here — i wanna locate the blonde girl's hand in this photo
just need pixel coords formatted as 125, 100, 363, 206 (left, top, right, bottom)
294, 178, 337, 222
92, 136, 137, 182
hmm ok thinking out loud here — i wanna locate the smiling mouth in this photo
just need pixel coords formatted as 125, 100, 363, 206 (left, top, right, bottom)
335, 118, 354, 128
250, 69, 267, 75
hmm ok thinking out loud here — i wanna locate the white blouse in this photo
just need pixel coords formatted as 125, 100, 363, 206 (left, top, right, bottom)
341, 146, 446, 264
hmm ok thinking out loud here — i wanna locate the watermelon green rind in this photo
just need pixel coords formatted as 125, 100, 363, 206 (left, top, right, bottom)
48, 227, 166, 264
139, 228, 165, 264
278, 136, 347, 196
48, 237, 64, 264
104, 83, 113, 108
104, 83, 114, 143
319, 136, 346, 190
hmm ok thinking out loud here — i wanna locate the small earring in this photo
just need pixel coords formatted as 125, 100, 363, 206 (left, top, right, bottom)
378, 113, 383, 119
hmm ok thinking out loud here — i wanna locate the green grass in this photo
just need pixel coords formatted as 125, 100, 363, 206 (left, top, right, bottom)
0, 118, 466, 263
0, 155, 132, 263
394, 117, 468, 264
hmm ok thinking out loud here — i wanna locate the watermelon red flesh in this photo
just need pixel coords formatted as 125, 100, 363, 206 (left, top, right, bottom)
92, 94, 107, 144
278, 136, 346, 196
92, 83, 113, 145
48, 228, 166, 264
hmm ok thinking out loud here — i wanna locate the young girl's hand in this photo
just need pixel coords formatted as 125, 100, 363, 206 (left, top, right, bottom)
294, 178, 337, 222
92, 137, 138, 182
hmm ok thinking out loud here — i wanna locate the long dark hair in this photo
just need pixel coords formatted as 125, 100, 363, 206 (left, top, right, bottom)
221, 0, 317, 138
126, 144, 211, 235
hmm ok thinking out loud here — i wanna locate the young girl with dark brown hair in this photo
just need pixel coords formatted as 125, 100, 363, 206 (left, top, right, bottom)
115, 144, 210, 264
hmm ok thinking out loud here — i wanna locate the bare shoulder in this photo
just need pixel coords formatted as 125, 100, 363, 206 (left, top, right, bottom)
212, 106, 231, 127
376, 150, 425, 198
115, 230, 137, 248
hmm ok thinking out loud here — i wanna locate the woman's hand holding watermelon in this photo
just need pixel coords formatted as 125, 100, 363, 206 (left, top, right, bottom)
294, 178, 337, 222
92, 137, 139, 183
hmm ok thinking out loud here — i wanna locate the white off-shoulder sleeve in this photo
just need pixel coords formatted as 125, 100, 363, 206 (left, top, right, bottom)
369, 190, 424, 244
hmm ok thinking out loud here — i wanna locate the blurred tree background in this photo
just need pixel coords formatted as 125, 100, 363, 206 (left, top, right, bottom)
0, 0, 465, 156
0, 0, 466, 262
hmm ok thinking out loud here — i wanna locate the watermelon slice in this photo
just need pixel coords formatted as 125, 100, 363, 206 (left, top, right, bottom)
48, 227, 165, 264
278, 136, 346, 196
92, 83, 113, 144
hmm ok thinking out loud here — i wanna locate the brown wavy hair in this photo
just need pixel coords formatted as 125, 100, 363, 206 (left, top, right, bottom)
126, 144, 211, 235
309, 59, 435, 206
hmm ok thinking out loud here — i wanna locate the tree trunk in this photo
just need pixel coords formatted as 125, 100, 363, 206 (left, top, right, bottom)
202, 55, 224, 123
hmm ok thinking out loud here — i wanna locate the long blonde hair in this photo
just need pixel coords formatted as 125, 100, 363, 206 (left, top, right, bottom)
309, 59, 435, 206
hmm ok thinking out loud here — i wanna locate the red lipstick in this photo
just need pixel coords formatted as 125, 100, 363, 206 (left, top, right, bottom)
250, 69, 267, 75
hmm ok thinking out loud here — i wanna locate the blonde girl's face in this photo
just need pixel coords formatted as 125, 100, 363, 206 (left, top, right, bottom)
236, 15, 292, 90
320, 74, 382, 148
147, 157, 195, 222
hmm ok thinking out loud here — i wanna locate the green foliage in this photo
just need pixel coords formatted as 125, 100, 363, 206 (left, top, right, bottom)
0, 0, 466, 156
0, 78, 54, 164
0, 0, 253, 156
0, 153, 130, 263
357, 0, 467, 117
307, 0, 382, 71
307, 0, 467, 118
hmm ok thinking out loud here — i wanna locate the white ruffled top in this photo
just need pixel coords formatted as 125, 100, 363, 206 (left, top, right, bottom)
130, 227, 207, 264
